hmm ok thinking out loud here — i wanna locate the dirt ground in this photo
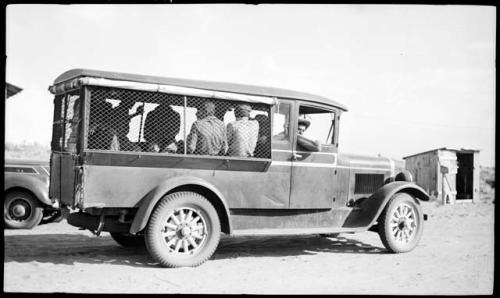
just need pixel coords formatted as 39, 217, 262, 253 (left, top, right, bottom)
3, 201, 494, 294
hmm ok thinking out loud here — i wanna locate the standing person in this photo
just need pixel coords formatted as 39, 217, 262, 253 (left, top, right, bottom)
226, 103, 259, 157
187, 102, 227, 155
296, 118, 321, 152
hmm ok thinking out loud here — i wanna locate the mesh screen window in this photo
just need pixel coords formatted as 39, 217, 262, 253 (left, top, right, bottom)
86, 86, 271, 159
51, 91, 81, 153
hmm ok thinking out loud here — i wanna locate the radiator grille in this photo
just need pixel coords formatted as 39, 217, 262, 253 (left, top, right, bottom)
354, 173, 385, 194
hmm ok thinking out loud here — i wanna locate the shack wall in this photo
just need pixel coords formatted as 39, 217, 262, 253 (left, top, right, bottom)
437, 149, 458, 203
405, 151, 438, 196
473, 151, 480, 202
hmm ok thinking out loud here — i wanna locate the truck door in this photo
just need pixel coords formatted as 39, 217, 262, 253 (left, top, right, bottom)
266, 99, 294, 208
289, 103, 337, 209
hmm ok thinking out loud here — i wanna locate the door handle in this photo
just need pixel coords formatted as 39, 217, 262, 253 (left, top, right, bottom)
292, 153, 303, 161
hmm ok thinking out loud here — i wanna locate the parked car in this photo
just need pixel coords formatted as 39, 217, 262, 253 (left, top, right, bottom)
4, 159, 63, 229
48, 68, 429, 268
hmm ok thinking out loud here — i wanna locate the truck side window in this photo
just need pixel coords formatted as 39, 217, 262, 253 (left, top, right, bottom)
298, 105, 335, 146
272, 102, 291, 141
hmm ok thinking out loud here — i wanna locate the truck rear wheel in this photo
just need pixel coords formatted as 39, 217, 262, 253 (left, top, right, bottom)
378, 192, 423, 253
145, 191, 221, 268
4, 190, 44, 229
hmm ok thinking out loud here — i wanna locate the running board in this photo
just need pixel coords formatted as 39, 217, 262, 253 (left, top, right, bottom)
231, 226, 368, 236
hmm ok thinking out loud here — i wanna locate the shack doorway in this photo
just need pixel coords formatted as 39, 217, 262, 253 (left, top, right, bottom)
456, 152, 474, 201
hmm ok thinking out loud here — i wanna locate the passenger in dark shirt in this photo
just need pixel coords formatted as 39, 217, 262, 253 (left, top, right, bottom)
144, 103, 181, 153
253, 114, 270, 158
109, 100, 143, 151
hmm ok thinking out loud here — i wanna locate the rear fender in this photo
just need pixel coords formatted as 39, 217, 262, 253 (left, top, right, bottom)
4, 176, 51, 206
343, 181, 429, 229
129, 176, 231, 234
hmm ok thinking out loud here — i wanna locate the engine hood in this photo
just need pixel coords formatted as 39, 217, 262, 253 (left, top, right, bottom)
337, 153, 396, 175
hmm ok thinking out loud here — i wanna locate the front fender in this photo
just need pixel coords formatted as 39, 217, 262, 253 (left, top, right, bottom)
129, 176, 231, 234
4, 175, 51, 206
343, 181, 429, 229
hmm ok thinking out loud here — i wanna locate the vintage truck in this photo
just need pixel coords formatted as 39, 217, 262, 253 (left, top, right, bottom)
48, 68, 429, 267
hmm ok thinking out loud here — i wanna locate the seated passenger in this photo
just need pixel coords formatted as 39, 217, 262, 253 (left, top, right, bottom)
144, 103, 181, 152
109, 100, 144, 151
88, 99, 114, 150
227, 104, 259, 157
253, 114, 270, 158
296, 118, 321, 152
187, 102, 227, 155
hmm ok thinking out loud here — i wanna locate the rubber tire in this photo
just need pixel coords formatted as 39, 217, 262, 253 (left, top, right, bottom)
4, 190, 44, 229
110, 232, 145, 248
145, 191, 221, 268
378, 192, 424, 253
395, 170, 413, 182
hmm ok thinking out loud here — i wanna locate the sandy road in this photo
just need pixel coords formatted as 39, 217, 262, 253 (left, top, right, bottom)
3, 202, 494, 294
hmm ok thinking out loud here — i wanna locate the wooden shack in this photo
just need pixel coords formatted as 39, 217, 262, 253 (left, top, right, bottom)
403, 148, 480, 204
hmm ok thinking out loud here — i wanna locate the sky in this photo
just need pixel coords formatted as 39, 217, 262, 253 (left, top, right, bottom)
5, 4, 496, 166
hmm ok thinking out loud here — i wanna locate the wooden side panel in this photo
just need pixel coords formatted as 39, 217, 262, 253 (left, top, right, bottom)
56, 153, 77, 207
49, 153, 61, 202
81, 162, 291, 209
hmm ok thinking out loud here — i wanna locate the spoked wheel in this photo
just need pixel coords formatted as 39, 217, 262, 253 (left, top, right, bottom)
378, 192, 424, 253
145, 192, 221, 268
4, 190, 43, 229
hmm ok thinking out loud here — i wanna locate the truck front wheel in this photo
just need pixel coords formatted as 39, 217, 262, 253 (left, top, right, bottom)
145, 191, 221, 268
378, 192, 424, 253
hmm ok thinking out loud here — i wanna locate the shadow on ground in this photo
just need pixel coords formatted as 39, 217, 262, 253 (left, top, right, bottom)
4, 233, 386, 268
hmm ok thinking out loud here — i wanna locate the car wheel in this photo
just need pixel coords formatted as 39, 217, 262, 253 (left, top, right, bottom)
145, 191, 221, 268
110, 232, 145, 247
4, 190, 44, 229
378, 192, 424, 253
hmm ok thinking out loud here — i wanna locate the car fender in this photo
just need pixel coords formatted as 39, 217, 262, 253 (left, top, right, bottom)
4, 175, 51, 206
129, 176, 231, 234
343, 181, 429, 229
